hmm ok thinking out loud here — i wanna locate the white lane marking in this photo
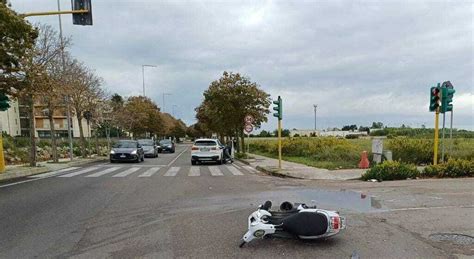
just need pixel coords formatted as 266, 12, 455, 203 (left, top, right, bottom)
167, 146, 189, 167
189, 167, 200, 176
226, 165, 244, 176
29, 167, 79, 178
232, 163, 242, 169
138, 167, 160, 177
243, 165, 258, 174
59, 167, 100, 177
209, 166, 223, 176
85, 167, 121, 177
164, 167, 180, 176
112, 167, 141, 177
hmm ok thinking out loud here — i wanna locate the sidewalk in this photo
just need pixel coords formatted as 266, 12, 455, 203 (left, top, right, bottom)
0, 156, 107, 182
239, 154, 366, 180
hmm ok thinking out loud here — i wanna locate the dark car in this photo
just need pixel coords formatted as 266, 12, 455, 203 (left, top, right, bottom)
159, 139, 175, 153
110, 140, 145, 163
138, 139, 158, 158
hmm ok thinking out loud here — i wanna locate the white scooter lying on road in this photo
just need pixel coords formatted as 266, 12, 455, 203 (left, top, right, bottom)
240, 201, 346, 247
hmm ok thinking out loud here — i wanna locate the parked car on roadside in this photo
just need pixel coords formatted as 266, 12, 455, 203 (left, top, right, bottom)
109, 140, 144, 163
190, 138, 224, 165
138, 139, 158, 158
159, 139, 175, 153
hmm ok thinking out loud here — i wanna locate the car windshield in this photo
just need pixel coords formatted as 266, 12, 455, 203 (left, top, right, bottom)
138, 140, 154, 146
113, 141, 137, 148
159, 140, 171, 145
195, 140, 217, 146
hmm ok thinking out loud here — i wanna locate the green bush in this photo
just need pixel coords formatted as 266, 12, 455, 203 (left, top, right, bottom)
387, 137, 433, 164
422, 159, 474, 178
361, 161, 419, 181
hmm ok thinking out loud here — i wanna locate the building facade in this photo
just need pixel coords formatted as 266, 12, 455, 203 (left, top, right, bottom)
0, 100, 21, 136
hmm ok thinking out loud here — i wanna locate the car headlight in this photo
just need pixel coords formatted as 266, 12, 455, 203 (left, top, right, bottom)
110, 150, 115, 154
131, 150, 137, 155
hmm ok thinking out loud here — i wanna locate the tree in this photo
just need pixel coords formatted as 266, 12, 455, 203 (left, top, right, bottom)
358, 126, 370, 133
65, 59, 105, 157
342, 125, 357, 131
371, 122, 384, 129
273, 129, 290, 137
195, 71, 270, 152
122, 96, 163, 137
0, 1, 37, 95
258, 130, 272, 137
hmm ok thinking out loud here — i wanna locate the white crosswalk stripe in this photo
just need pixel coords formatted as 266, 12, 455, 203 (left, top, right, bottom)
138, 167, 160, 177
30, 167, 79, 178
59, 167, 100, 177
85, 167, 121, 177
226, 165, 244, 175
112, 167, 141, 177
209, 166, 223, 176
164, 167, 180, 176
243, 165, 258, 174
232, 163, 242, 169
189, 167, 200, 176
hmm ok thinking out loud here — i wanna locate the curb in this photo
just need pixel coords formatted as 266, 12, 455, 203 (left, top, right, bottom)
236, 158, 303, 179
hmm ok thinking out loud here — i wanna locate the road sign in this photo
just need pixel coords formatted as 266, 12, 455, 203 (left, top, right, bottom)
244, 124, 253, 134
244, 115, 254, 124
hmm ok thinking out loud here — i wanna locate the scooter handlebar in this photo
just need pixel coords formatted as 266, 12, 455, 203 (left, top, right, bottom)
261, 201, 272, 211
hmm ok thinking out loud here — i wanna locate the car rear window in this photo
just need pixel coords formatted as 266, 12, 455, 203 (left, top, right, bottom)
195, 140, 217, 146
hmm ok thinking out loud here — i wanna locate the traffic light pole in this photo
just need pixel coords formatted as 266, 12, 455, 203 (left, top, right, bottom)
449, 110, 453, 155
433, 110, 439, 165
277, 119, 282, 170
441, 112, 446, 162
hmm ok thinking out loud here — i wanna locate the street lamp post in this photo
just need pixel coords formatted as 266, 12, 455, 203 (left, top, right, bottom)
313, 104, 318, 130
142, 64, 157, 97
162, 93, 172, 113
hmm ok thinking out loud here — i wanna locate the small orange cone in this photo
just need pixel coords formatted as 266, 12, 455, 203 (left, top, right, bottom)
359, 151, 370, 169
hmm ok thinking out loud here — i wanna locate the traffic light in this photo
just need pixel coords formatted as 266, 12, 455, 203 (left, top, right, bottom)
429, 87, 441, 112
273, 96, 282, 120
72, 0, 93, 26
441, 87, 455, 113
0, 93, 10, 111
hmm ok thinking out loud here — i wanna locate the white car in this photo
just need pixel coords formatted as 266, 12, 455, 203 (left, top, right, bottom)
191, 139, 225, 165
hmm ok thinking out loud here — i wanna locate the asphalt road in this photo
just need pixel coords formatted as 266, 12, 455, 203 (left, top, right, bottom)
0, 144, 472, 258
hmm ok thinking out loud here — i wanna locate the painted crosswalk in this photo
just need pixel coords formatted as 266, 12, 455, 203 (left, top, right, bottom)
164, 167, 180, 176
86, 167, 121, 177
53, 164, 257, 178
189, 167, 200, 176
209, 166, 223, 176
59, 167, 100, 177
138, 167, 161, 177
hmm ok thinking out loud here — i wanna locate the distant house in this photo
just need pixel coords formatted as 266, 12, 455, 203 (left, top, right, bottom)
290, 129, 368, 138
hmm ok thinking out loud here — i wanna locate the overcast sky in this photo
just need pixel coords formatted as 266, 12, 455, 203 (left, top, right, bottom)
11, 0, 474, 130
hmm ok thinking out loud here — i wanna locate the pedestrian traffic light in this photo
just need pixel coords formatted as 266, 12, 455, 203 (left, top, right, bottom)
72, 0, 93, 26
429, 87, 441, 112
441, 87, 455, 113
273, 96, 282, 120
0, 93, 10, 111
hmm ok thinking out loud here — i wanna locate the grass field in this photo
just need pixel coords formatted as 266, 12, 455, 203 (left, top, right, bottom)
248, 137, 474, 170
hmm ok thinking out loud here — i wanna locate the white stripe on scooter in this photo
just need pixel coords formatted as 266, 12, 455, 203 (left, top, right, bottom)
189, 167, 200, 176
138, 167, 160, 177
59, 167, 100, 177
85, 167, 121, 177
29, 167, 79, 178
209, 166, 223, 176
164, 167, 180, 176
226, 165, 244, 175
112, 167, 140, 177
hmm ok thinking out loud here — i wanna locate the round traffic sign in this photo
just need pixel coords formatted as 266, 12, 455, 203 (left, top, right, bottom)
244, 115, 254, 124
244, 124, 253, 134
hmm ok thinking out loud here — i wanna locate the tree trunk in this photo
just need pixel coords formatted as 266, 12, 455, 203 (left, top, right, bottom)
240, 129, 245, 154
235, 128, 240, 153
48, 111, 59, 162
27, 95, 37, 167
76, 115, 87, 158
94, 127, 99, 155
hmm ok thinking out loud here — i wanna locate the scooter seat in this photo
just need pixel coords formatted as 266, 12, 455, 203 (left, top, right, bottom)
282, 212, 328, 236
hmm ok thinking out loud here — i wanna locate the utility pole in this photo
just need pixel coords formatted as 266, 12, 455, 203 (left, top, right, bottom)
313, 104, 317, 130
58, 0, 74, 161
141, 64, 156, 97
